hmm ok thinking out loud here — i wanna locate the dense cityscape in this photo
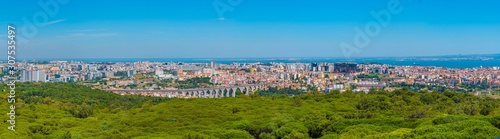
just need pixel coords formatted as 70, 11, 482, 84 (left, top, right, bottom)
4, 60, 500, 97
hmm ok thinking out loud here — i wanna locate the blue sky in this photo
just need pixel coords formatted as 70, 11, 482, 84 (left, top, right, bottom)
1, 0, 499, 59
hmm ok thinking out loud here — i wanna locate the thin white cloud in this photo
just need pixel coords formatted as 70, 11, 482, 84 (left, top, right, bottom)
68, 29, 95, 32
217, 18, 226, 21
57, 32, 119, 38
71, 33, 118, 37
66, 28, 107, 32
41, 19, 66, 26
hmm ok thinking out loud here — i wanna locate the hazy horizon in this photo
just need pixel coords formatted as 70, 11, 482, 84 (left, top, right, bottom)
1, 0, 499, 59
9, 53, 500, 61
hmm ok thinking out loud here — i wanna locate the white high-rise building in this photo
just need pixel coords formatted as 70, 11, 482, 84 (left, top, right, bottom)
210, 61, 216, 68
127, 70, 135, 77
155, 69, 164, 76
20, 70, 32, 82
31, 70, 47, 82
19, 70, 44, 82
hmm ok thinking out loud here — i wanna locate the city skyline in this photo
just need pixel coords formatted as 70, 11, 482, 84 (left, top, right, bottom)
1, 0, 500, 59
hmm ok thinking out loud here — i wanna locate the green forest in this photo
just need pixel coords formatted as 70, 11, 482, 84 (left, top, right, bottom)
2, 83, 500, 139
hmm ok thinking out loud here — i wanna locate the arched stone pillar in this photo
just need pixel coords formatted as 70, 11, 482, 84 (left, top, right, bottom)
231, 88, 237, 97
217, 89, 223, 98
245, 87, 251, 95
202, 90, 208, 98
223, 89, 229, 97
195, 91, 200, 98
212, 90, 217, 98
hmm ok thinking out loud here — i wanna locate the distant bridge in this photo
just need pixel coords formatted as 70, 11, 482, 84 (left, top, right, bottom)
103, 84, 274, 98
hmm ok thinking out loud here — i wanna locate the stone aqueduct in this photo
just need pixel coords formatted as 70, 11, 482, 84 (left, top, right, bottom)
104, 84, 272, 98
